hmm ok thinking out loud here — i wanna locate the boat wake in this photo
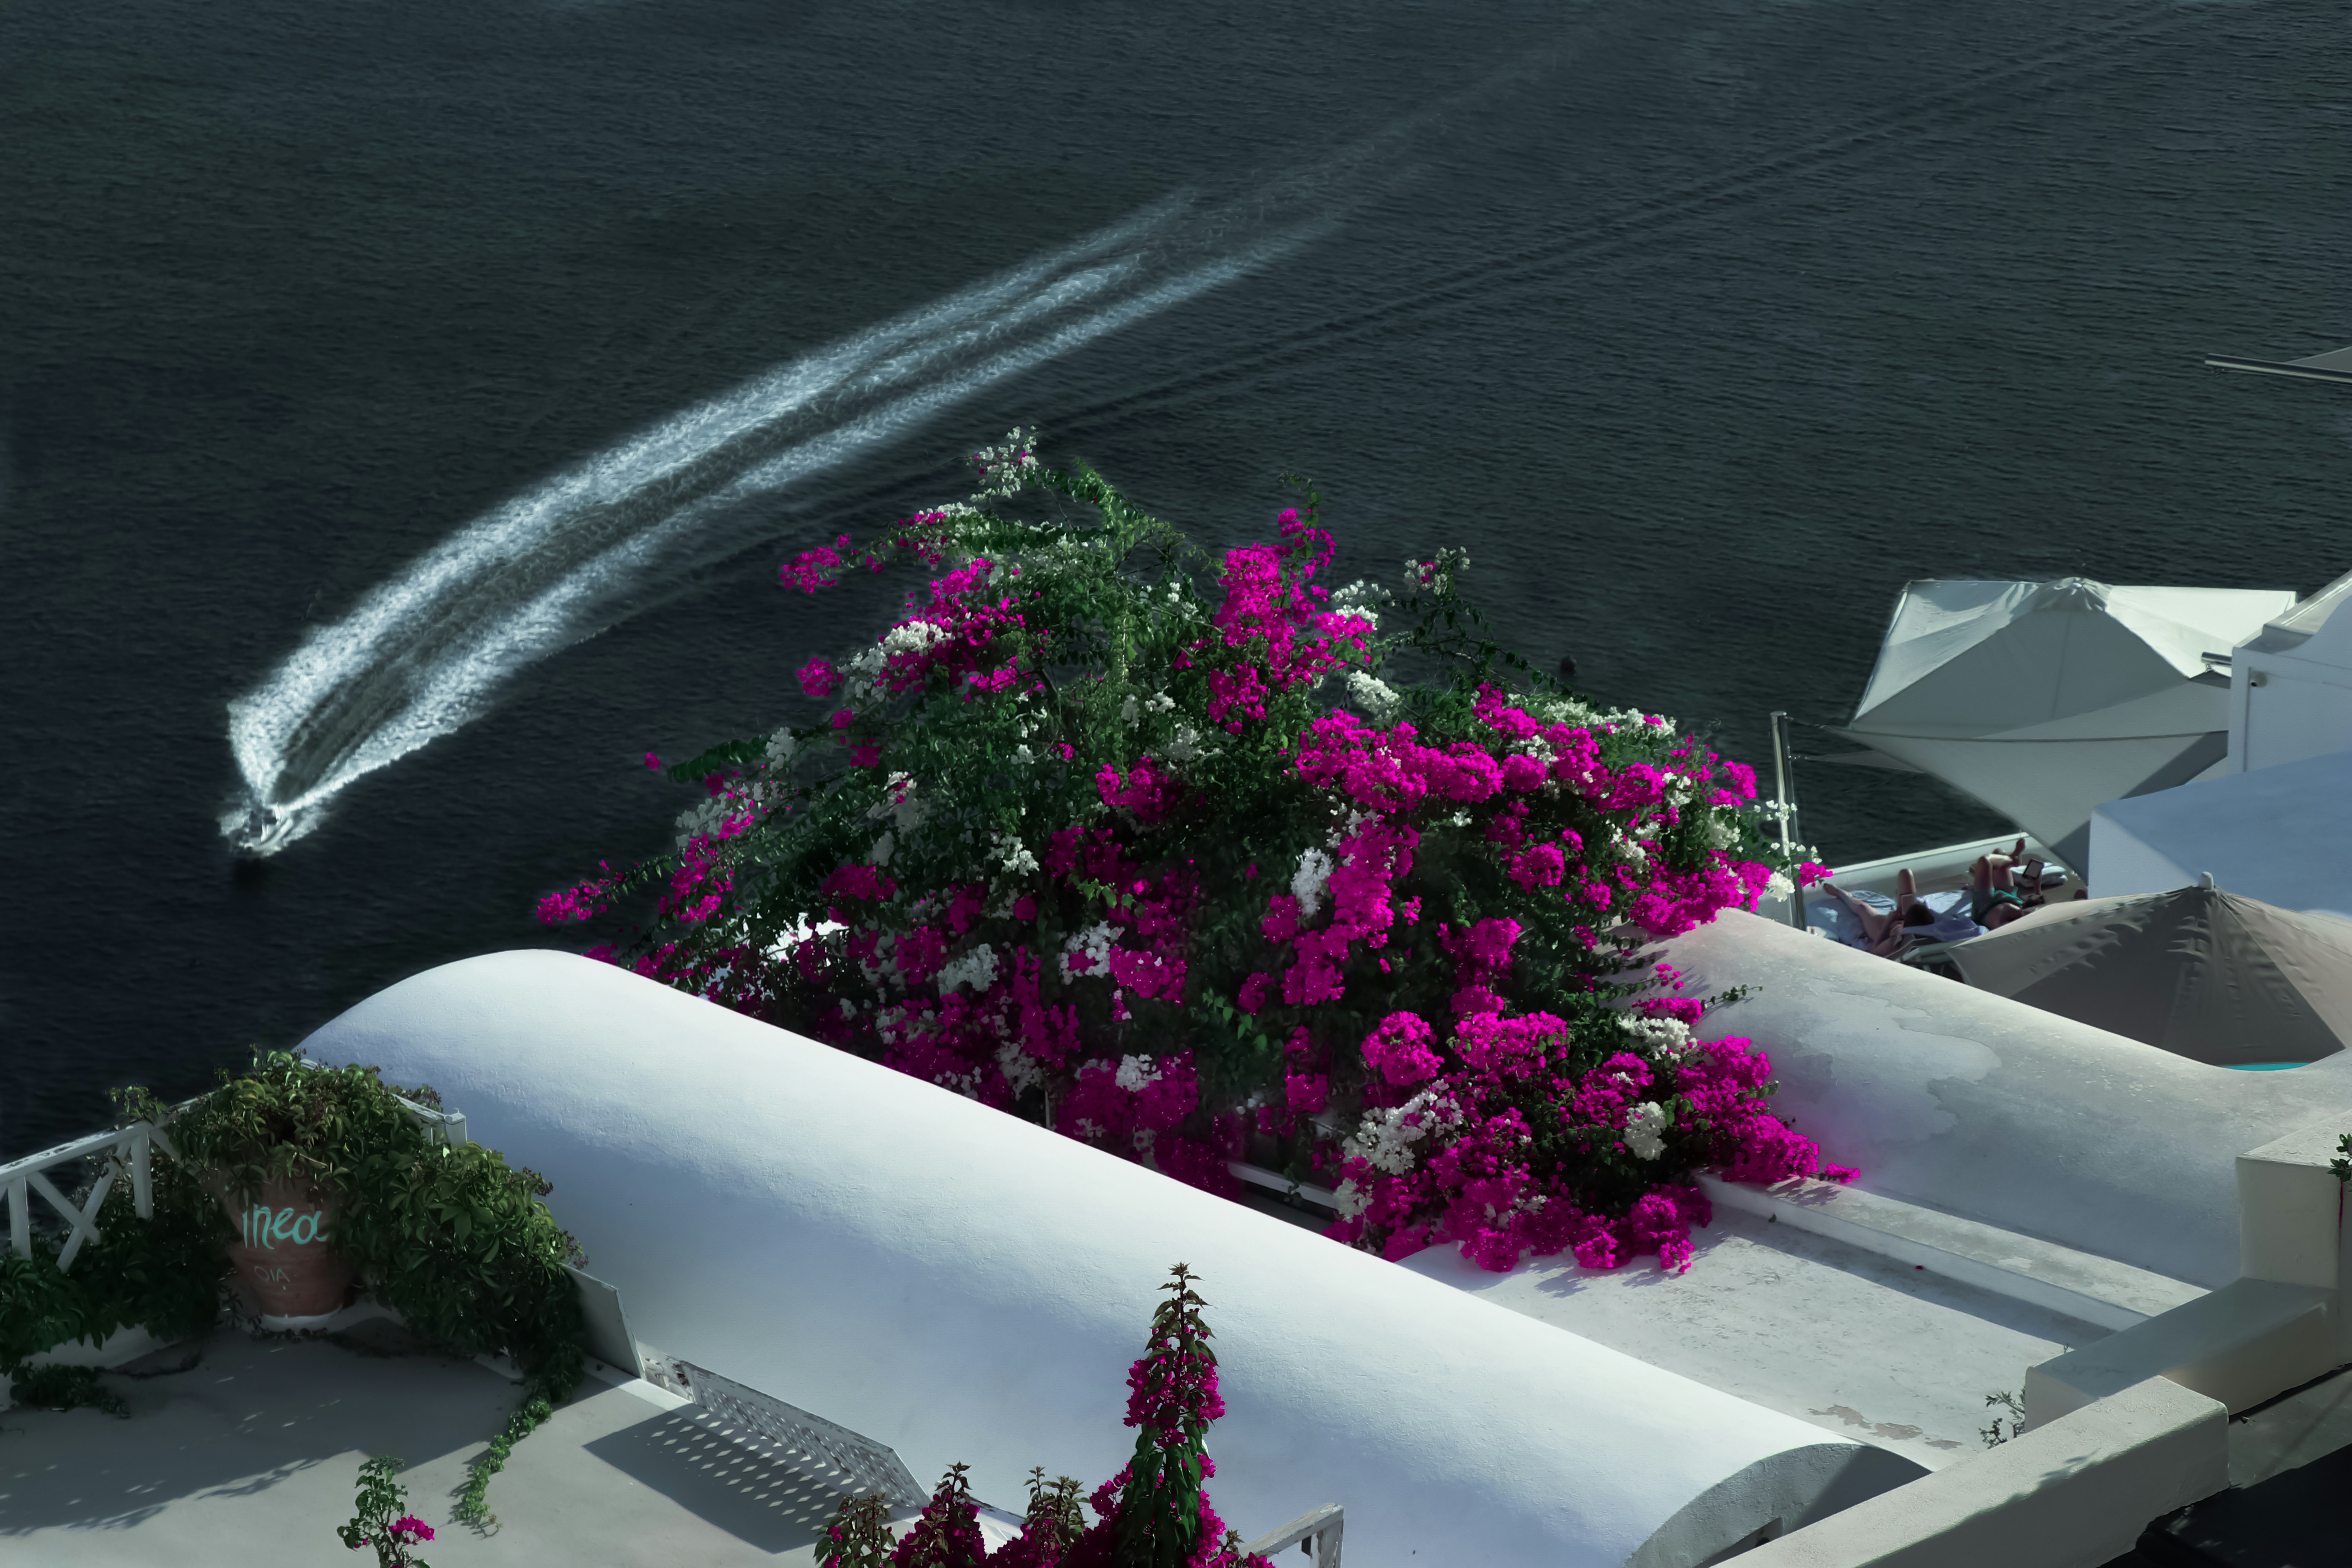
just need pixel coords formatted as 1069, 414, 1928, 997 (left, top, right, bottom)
219, 189, 1342, 857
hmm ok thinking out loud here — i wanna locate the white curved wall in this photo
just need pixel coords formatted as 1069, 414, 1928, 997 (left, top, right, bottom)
303, 950, 1917, 1568
1651, 911, 2352, 1288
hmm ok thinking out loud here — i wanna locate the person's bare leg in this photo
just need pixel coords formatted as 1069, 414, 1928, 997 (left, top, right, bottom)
1895, 867, 1920, 924
1825, 883, 1896, 946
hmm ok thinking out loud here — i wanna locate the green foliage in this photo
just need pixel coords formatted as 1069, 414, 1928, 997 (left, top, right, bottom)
893, 1463, 990, 1568
134, 1053, 590, 1401
338, 1455, 433, 1567
0, 1101, 226, 1373
452, 1381, 565, 1530
183, 1053, 593, 1528
158, 1052, 441, 1207
1115, 1265, 1217, 1568
1980, 1390, 2025, 1448
6, 1055, 587, 1531
2332, 1132, 2350, 1185
9, 1361, 128, 1417
1020, 1469, 1087, 1558
818, 1492, 897, 1568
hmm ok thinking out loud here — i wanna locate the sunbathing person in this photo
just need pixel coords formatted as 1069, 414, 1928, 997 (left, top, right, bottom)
1822, 868, 1938, 957
1969, 840, 2042, 929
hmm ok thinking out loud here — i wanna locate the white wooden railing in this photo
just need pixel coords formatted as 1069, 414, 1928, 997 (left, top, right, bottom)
1246, 1503, 1343, 1567
2, 1120, 181, 1271
2, 1076, 466, 1275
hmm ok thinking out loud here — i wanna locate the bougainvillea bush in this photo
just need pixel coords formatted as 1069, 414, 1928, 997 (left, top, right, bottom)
820, 1265, 1274, 1568
543, 432, 1843, 1274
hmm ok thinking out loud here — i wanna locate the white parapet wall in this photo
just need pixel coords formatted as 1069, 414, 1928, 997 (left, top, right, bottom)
301, 949, 1925, 1568
2238, 1116, 2352, 1333
2026, 1109, 2352, 1429
1647, 910, 2352, 1289
2088, 746, 2352, 908
1734, 1376, 2227, 1568
1755, 1107, 2350, 1564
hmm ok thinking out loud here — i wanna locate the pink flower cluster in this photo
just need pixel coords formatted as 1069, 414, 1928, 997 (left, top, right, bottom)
1327, 1000, 1850, 1274
781, 534, 853, 593
782, 512, 958, 599
878, 558, 1035, 695
557, 443, 1848, 1284
535, 862, 616, 925
1362, 1011, 1441, 1085
348, 1514, 434, 1562
1193, 505, 1372, 732
1096, 756, 1185, 824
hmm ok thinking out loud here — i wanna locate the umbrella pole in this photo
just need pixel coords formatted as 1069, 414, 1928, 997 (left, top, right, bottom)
1771, 711, 1807, 931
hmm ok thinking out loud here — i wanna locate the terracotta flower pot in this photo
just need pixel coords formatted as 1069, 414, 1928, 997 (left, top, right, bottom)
215, 1173, 360, 1323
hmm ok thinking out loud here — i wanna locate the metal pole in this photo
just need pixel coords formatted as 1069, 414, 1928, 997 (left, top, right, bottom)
1769, 711, 1807, 930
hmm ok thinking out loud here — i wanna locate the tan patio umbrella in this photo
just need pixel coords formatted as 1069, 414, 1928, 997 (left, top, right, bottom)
1945, 878, 2352, 1066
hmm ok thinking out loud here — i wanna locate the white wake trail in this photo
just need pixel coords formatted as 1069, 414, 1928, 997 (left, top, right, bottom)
222, 196, 1319, 855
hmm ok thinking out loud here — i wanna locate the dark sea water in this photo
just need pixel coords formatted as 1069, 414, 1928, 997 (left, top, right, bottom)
4, 0, 2347, 1156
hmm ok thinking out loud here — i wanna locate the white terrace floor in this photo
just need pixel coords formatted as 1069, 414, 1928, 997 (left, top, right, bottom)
1, 1318, 906, 1568
2, 1209, 2100, 1565
1416, 1207, 2102, 1469
0, 1222, 2098, 1561
12, 1218, 2352, 1566
1243, 1172, 2198, 1475
3, 1176, 2266, 1565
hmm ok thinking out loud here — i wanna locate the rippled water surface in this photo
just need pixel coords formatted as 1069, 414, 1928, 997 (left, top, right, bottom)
3, 0, 2347, 1151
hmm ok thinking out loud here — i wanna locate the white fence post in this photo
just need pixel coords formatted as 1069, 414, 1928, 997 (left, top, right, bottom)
129, 1127, 154, 1220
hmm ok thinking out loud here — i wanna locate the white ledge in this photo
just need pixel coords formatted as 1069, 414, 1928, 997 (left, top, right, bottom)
1698, 1174, 2207, 1332
2027, 1277, 2340, 1425
1235, 1160, 2205, 1334
1739, 1375, 2227, 1568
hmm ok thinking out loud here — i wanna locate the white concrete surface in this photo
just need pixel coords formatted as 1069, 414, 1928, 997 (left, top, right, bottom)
2089, 746, 2352, 910
2225, 566, 2352, 775
1733, 1375, 2227, 1568
0, 1327, 877, 1565
1647, 910, 2352, 1289
2238, 1115, 2352, 1326
299, 950, 1925, 1568
1405, 1205, 2103, 1474
1699, 1173, 2205, 1331
2227, 1364, 2352, 1488
2025, 1278, 2335, 1426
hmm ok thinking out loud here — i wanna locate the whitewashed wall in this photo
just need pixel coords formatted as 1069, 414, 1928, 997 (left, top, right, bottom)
303, 950, 1920, 1568
1650, 911, 2352, 1288
2089, 747, 2352, 912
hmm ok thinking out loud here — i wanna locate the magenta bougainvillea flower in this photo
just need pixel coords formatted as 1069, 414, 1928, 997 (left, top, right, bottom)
542, 432, 1842, 1277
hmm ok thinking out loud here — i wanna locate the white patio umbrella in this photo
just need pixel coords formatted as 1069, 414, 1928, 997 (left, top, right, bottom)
1831, 578, 2295, 875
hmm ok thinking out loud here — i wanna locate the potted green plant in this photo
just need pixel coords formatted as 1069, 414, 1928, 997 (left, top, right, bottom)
165, 1051, 421, 1325
11, 1057, 585, 1528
